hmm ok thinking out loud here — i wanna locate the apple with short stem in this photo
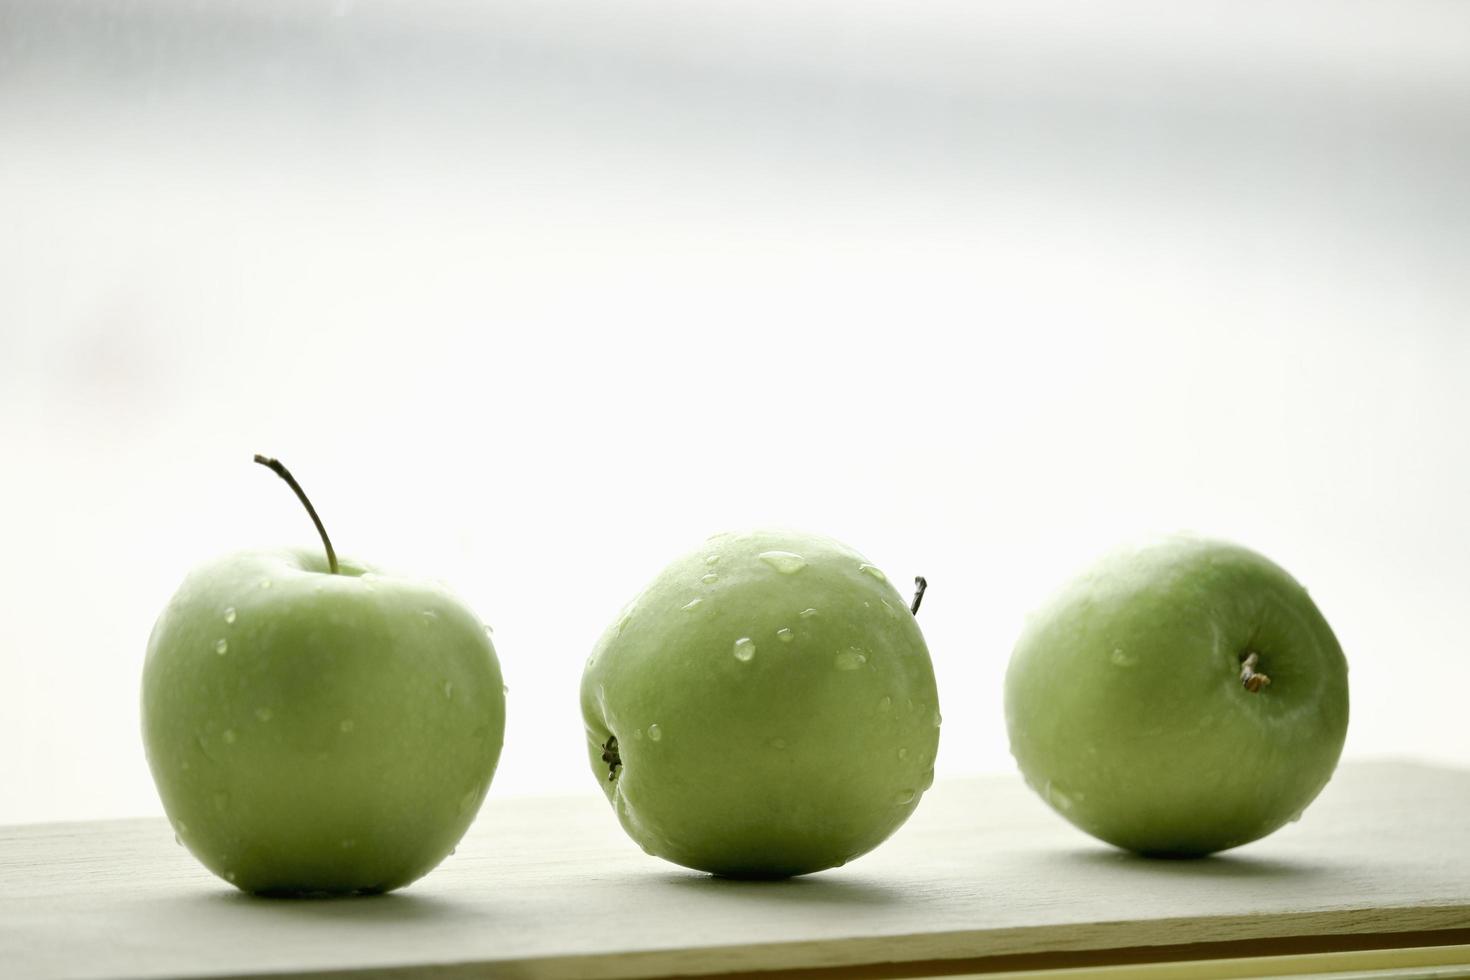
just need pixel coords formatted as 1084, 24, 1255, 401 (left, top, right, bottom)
582, 529, 941, 877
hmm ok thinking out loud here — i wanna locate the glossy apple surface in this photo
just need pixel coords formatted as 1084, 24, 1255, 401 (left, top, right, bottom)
582, 529, 941, 878
1005, 536, 1349, 856
142, 548, 505, 894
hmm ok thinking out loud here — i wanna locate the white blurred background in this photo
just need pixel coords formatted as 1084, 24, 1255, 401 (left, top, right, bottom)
2, 0, 1467, 825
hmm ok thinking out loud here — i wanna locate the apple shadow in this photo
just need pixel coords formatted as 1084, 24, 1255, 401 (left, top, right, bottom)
654, 870, 907, 908
1047, 846, 1332, 882
199, 886, 477, 924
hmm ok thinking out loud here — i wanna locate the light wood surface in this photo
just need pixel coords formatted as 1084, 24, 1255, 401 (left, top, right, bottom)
3, 762, 1468, 979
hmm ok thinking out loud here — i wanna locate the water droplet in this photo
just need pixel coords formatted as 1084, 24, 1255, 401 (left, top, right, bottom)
895, 789, 916, 805
701, 572, 719, 584
254, 707, 273, 722
484, 623, 494, 634
449, 847, 457, 856
897, 747, 909, 760
1045, 781, 1073, 811
758, 550, 807, 574
213, 791, 230, 812
443, 681, 454, 700
931, 708, 943, 728
422, 609, 439, 624
647, 724, 663, 741
339, 719, 355, 733
769, 737, 788, 750
259, 579, 272, 590
177, 820, 189, 833
616, 613, 632, 636
1110, 648, 1138, 667
835, 649, 868, 670
776, 627, 794, 643
881, 600, 898, 619
633, 728, 643, 740
223, 607, 237, 625
705, 554, 721, 565
224, 870, 237, 883
502, 683, 509, 695
733, 637, 756, 662
340, 838, 356, 849
920, 767, 935, 789
213, 638, 229, 656
458, 785, 480, 814
222, 729, 237, 744
799, 607, 818, 619
1289, 810, 1305, 824
682, 597, 703, 611
878, 696, 892, 712
173, 834, 182, 847
858, 563, 887, 582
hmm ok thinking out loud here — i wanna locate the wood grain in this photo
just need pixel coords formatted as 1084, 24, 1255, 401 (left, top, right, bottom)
2, 762, 1467, 979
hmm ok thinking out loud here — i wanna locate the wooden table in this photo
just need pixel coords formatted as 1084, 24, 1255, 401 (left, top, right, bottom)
4, 762, 1468, 979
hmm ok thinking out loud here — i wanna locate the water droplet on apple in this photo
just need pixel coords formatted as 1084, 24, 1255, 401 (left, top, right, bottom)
259, 579, 272, 590
682, 597, 703, 611
769, 737, 788, 750
173, 834, 182, 847
701, 572, 719, 584
776, 627, 794, 642
213, 791, 230, 812
920, 767, 935, 789
931, 708, 943, 728
895, 789, 916, 805
502, 683, 509, 695
733, 637, 756, 662
758, 551, 807, 574
799, 607, 818, 619
443, 681, 454, 700
897, 747, 909, 760
449, 847, 457, 856
224, 870, 237, 883
177, 820, 189, 833
647, 724, 663, 741
1045, 781, 1073, 811
1110, 648, 1138, 667
835, 649, 867, 670
858, 563, 886, 582
339, 719, 355, 733
422, 609, 439, 624
254, 707, 272, 722
705, 554, 721, 565
1289, 810, 1305, 824
877, 696, 892, 712
222, 729, 237, 744
881, 600, 898, 619
223, 607, 237, 625
214, 638, 229, 656
340, 839, 356, 849
633, 728, 643, 739
458, 785, 480, 814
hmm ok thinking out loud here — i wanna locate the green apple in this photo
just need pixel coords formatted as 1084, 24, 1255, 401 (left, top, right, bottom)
581, 529, 940, 878
141, 457, 505, 894
1005, 535, 1349, 856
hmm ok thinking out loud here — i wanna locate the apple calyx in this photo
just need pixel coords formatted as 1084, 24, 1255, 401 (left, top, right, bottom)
1239, 651, 1271, 693
601, 735, 622, 782
911, 576, 928, 615
253, 454, 339, 574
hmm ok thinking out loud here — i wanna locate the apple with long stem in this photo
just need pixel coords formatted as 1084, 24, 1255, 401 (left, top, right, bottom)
582, 529, 941, 877
141, 456, 506, 894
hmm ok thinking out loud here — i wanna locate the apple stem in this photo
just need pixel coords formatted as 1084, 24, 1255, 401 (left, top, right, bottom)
253, 454, 339, 575
910, 576, 928, 615
1239, 652, 1271, 693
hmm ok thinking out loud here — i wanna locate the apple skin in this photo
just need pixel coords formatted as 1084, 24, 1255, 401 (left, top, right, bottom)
142, 548, 505, 894
1004, 536, 1349, 856
581, 530, 941, 878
